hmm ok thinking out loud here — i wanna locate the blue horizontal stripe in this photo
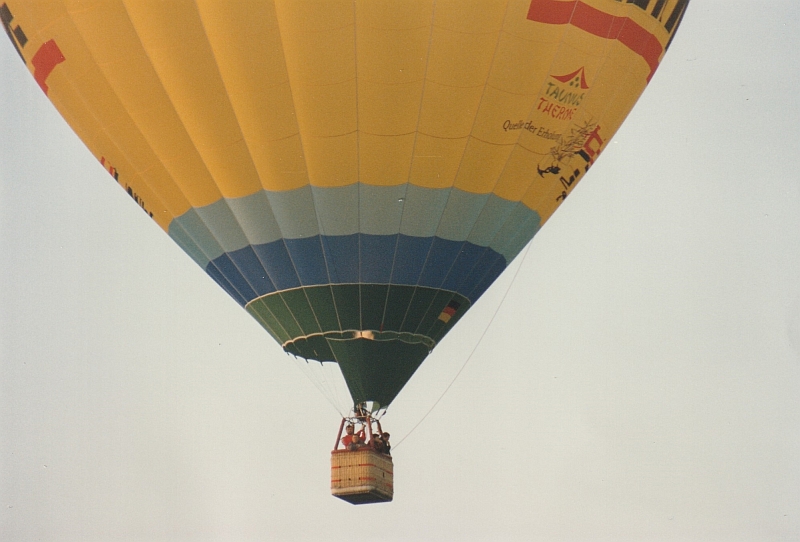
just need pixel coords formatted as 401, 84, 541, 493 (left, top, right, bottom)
321, 235, 359, 284
207, 234, 507, 306
251, 241, 299, 291
391, 235, 434, 284
206, 258, 252, 306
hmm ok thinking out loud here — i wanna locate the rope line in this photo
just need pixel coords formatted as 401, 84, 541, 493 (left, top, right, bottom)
393, 237, 534, 449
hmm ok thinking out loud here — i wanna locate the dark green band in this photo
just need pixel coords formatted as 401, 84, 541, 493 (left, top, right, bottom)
246, 284, 471, 406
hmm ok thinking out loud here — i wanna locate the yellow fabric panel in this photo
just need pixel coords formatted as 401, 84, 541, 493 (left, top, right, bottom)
469, 27, 554, 146
502, 0, 558, 38
355, 21, 427, 177
216, 79, 308, 191
488, 32, 556, 97
427, 26, 498, 88
433, 0, 507, 34
355, 0, 433, 30
274, 0, 357, 187
369, 7, 435, 220
224, 78, 298, 144
418, 23, 498, 140
362, 97, 422, 135
358, 80, 424, 136
359, 133, 416, 186
122, 1, 263, 200
273, 4, 355, 85
63, 3, 208, 209
356, 21, 428, 85
408, 135, 468, 189
302, 134, 359, 188
10, 0, 64, 33
246, 135, 310, 191
418, 82, 483, 140
583, 49, 649, 140
290, 80, 357, 138
195, 0, 309, 192
492, 145, 541, 203
471, 85, 540, 145
274, 0, 355, 34
453, 139, 513, 194
420, 0, 508, 159
560, 26, 618, 63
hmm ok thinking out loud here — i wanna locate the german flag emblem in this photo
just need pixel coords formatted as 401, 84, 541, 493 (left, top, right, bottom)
438, 300, 461, 323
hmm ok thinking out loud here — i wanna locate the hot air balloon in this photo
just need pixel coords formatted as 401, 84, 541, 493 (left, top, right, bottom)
3, 0, 688, 504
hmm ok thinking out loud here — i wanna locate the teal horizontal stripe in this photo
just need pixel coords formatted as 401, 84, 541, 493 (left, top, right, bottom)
167, 185, 541, 270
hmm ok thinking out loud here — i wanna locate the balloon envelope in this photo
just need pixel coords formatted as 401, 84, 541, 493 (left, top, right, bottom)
3, 0, 688, 407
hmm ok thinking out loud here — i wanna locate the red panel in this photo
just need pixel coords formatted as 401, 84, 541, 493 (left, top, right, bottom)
32, 39, 65, 94
527, 0, 663, 81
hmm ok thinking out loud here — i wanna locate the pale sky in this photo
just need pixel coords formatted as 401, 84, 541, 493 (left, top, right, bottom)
2, 2, 800, 541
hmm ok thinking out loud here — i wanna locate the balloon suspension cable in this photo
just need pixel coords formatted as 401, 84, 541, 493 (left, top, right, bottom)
393, 240, 535, 450
287, 357, 350, 417
338, 405, 369, 427
351, 402, 385, 421
333, 403, 390, 451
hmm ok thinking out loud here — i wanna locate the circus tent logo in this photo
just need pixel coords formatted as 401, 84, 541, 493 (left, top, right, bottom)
536, 67, 590, 121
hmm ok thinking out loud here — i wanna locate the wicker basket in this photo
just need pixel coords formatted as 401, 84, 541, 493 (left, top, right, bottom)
331, 448, 393, 504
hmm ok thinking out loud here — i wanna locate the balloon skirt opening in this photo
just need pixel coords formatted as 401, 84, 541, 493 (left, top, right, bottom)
246, 284, 470, 406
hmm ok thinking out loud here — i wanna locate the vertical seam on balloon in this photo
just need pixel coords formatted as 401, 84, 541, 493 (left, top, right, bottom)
194, 6, 333, 342
191, 4, 310, 310
270, 3, 346, 335
389, 16, 487, 334
401, 2, 514, 333
181, 3, 322, 338
269, 1, 347, 336
353, 0, 364, 334
397, 0, 515, 334
378, 0, 439, 334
